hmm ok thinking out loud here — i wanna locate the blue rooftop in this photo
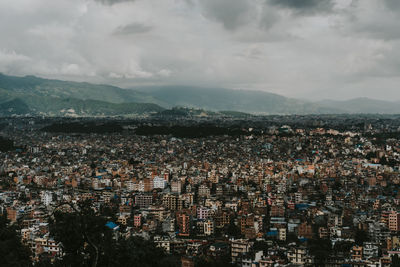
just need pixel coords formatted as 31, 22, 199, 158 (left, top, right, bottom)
105, 221, 118, 230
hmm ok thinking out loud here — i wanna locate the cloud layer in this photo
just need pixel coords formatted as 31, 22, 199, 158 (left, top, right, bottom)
0, 0, 399, 100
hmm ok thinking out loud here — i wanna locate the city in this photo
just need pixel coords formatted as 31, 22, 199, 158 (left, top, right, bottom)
2, 0, 400, 266
1, 115, 400, 266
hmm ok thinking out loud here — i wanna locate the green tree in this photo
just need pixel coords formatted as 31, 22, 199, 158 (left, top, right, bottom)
354, 229, 369, 246
0, 211, 31, 267
393, 254, 400, 267
49, 200, 114, 267
48, 200, 178, 267
307, 238, 332, 265
109, 236, 177, 267
225, 218, 241, 238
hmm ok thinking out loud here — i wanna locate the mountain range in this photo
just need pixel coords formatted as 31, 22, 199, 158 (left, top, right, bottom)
0, 73, 398, 116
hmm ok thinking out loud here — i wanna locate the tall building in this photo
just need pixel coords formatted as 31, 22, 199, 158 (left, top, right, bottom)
389, 211, 400, 232
177, 212, 190, 237
204, 219, 214, 236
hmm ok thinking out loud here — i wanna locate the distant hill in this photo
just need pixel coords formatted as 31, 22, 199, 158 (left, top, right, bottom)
0, 73, 399, 116
317, 98, 400, 114
133, 86, 341, 114
0, 73, 158, 104
0, 74, 164, 116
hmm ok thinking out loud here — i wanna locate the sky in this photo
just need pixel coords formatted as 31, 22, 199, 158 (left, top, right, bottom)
0, 0, 399, 101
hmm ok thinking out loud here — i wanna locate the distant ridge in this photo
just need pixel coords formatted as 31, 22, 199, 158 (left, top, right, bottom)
316, 98, 400, 114
132, 85, 340, 114
0, 73, 399, 116
0, 74, 164, 116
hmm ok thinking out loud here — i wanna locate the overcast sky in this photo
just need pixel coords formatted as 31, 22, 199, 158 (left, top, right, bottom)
0, 0, 399, 100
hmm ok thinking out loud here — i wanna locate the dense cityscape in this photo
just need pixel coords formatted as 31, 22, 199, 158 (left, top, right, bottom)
3, 0, 400, 266
1, 115, 400, 266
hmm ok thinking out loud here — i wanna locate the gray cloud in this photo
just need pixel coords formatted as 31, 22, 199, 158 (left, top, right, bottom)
199, 0, 255, 30
269, 0, 334, 14
342, 0, 400, 40
94, 0, 135, 5
0, 0, 399, 101
114, 22, 153, 35
385, 0, 400, 10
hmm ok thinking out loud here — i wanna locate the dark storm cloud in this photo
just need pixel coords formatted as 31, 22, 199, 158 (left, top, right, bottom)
94, 0, 135, 5
199, 0, 255, 30
269, 0, 334, 13
385, 0, 400, 9
114, 23, 153, 35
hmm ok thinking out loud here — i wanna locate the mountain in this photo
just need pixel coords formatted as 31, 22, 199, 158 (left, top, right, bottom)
133, 86, 340, 114
1, 73, 399, 116
317, 98, 400, 114
0, 73, 158, 104
0, 74, 164, 116
0, 98, 30, 115
0, 96, 164, 117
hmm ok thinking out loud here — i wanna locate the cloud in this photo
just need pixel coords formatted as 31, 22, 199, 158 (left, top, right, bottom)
0, 50, 31, 74
198, 0, 256, 30
269, 0, 334, 14
341, 0, 400, 40
0, 0, 400, 101
384, 0, 400, 10
94, 0, 135, 6
114, 22, 153, 35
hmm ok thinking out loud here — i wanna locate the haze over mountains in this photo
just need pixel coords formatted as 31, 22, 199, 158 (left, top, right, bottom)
0, 73, 398, 116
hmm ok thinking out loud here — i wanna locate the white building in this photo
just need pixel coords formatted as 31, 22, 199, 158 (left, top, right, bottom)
41, 191, 53, 206
197, 207, 210, 220
153, 176, 166, 189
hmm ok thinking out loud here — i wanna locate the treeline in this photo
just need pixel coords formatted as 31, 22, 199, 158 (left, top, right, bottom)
41, 122, 123, 134
135, 125, 248, 138
364, 132, 400, 145
0, 137, 15, 152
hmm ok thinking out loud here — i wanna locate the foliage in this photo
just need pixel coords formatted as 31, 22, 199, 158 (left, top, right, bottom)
195, 254, 235, 267
0, 136, 15, 152
354, 229, 369, 246
42, 122, 124, 134
333, 241, 353, 257
135, 125, 248, 138
47, 200, 176, 267
0, 212, 31, 267
307, 238, 332, 264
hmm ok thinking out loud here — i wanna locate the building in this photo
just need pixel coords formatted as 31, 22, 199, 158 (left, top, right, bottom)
171, 179, 182, 194
351, 245, 363, 261
133, 214, 142, 227
363, 242, 379, 259
231, 239, 252, 263
204, 219, 214, 236
389, 211, 400, 232
177, 212, 190, 236
287, 247, 310, 265
153, 176, 166, 189
135, 194, 153, 208
197, 207, 209, 220
198, 184, 210, 198
163, 194, 183, 210
41, 191, 53, 206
